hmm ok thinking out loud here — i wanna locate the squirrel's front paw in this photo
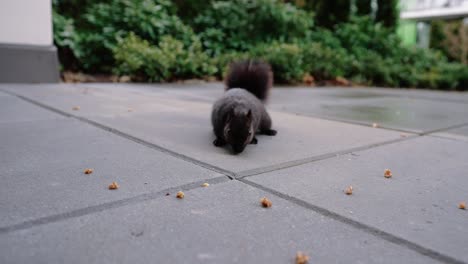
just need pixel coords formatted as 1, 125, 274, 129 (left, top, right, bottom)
263, 129, 277, 136
213, 138, 226, 147
250, 137, 258, 144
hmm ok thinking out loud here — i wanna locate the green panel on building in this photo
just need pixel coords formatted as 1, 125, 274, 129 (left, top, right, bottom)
397, 20, 417, 46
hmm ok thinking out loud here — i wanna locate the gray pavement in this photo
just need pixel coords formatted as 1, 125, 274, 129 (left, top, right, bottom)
1, 83, 467, 264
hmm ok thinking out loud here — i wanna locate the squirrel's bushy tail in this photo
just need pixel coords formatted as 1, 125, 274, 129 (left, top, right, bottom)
225, 59, 273, 101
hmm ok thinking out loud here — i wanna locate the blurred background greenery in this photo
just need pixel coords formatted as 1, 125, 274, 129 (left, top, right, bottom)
52, 0, 468, 90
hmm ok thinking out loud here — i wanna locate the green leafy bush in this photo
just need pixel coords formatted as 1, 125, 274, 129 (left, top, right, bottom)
194, 0, 313, 55
311, 0, 351, 29
300, 42, 349, 80
375, 0, 399, 29
52, 11, 85, 70
211, 52, 251, 79
59, 0, 194, 71
52, 1, 468, 90
113, 33, 217, 81
251, 42, 305, 83
113, 33, 169, 81
334, 16, 401, 56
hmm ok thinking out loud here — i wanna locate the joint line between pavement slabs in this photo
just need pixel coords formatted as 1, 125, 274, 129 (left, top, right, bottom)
274, 109, 418, 134
238, 178, 467, 264
236, 135, 418, 179
0, 176, 230, 235
1, 89, 236, 179
236, 121, 468, 179
421, 122, 468, 136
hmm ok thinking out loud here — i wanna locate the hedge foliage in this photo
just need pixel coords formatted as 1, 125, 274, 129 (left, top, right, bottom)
53, 0, 467, 90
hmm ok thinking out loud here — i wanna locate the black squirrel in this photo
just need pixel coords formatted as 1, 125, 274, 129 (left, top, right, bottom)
211, 59, 277, 154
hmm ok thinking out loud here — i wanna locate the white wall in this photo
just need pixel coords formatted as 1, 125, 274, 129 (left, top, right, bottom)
0, 0, 53, 46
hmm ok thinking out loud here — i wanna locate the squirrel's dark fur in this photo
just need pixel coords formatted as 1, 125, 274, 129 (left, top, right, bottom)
211, 59, 277, 154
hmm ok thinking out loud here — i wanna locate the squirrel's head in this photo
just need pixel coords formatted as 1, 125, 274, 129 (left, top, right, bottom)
224, 108, 254, 154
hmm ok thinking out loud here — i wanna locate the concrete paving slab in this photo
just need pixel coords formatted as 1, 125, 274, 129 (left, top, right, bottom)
0, 119, 223, 228
4, 84, 467, 134
432, 125, 468, 142
354, 87, 468, 103
77, 84, 468, 104
0, 84, 404, 174
272, 87, 468, 103
0, 95, 64, 124
1, 83, 219, 117
92, 110, 403, 174
0, 181, 439, 264
247, 136, 468, 262
269, 92, 468, 133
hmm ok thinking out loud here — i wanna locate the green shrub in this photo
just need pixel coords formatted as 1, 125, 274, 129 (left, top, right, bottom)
76, 0, 194, 71
113, 33, 170, 81
53, 11, 82, 70
311, 0, 351, 29
300, 42, 349, 80
355, 0, 372, 16
430, 19, 468, 64
334, 16, 401, 56
251, 42, 305, 83
113, 33, 217, 82
416, 62, 468, 90
52, 1, 468, 90
211, 52, 251, 79
52, 11, 76, 49
172, 0, 213, 22
376, 0, 399, 29
194, 0, 313, 55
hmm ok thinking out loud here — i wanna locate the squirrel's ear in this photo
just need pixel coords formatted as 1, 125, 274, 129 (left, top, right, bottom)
246, 109, 252, 120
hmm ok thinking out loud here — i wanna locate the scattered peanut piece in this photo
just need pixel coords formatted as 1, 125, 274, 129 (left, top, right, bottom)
345, 186, 353, 195
400, 133, 408, 138
83, 168, 93, 175
302, 74, 315, 86
176, 191, 185, 199
372, 123, 378, 128
260, 197, 272, 208
459, 202, 466, 210
128, 108, 133, 112
384, 169, 392, 178
201, 183, 210, 187
72, 106, 80, 111
108, 182, 119, 190
295, 251, 310, 264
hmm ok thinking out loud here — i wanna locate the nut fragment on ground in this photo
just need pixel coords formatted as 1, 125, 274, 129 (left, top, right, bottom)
459, 202, 466, 210
176, 191, 185, 199
345, 186, 353, 195
108, 182, 119, 190
260, 197, 272, 208
128, 108, 133, 112
201, 183, 210, 187
384, 169, 392, 178
372, 123, 378, 128
72, 106, 80, 111
295, 251, 310, 264
302, 74, 315, 86
83, 168, 93, 175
